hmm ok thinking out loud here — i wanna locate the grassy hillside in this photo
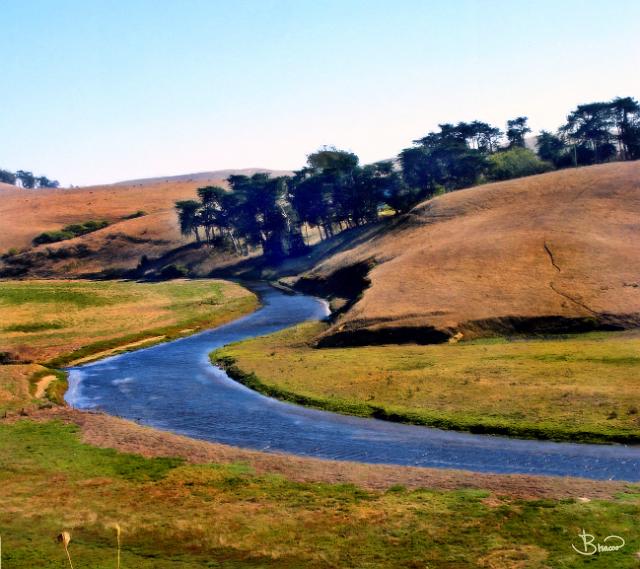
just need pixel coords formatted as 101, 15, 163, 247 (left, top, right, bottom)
0, 180, 200, 252
0, 279, 257, 413
0, 170, 286, 277
296, 162, 640, 345
212, 322, 640, 443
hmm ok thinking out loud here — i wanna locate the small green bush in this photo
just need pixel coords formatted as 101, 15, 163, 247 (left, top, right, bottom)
123, 210, 147, 219
62, 219, 109, 235
487, 147, 553, 181
159, 263, 189, 279
32, 220, 109, 245
2, 247, 19, 258
4, 321, 65, 333
32, 230, 75, 245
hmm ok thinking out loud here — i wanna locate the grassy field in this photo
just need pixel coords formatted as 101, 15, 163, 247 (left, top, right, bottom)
0, 279, 258, 413
1, 418, 638, 568
212, 322, 640, 443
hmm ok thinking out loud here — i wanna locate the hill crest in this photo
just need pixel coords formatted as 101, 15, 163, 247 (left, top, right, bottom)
294, 162, 640, 345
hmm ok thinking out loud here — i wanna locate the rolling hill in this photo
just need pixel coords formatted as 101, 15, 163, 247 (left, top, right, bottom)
0, 169, 289, 276
295, 161, 640, 345
3, 162, 639, 344
114, 168, 293, 187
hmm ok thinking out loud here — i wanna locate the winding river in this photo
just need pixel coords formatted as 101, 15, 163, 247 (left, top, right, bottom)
66, 284, 640, 481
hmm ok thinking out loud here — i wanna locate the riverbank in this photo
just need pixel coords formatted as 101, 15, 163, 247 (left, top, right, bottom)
2, 282, 639, 566
1, 408, 638, 568
0, 279, 258, 413
212, 321, 640, 444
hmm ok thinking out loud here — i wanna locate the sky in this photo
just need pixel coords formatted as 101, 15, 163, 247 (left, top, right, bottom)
1, 0, 639, 186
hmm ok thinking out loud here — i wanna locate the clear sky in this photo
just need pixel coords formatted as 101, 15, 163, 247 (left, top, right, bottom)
1, 0, 639, 186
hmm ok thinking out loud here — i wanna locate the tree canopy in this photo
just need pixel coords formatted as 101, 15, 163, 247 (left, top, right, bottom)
174, 95, 639, 262
0, 168, 59, 188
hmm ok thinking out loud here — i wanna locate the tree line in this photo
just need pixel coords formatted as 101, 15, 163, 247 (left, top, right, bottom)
0, 168, 59, 188
173, 95, 638, 261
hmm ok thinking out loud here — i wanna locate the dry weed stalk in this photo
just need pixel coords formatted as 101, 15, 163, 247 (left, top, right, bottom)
57, 531, 74, 569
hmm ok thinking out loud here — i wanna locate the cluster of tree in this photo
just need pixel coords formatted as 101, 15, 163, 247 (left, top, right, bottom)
176, 96, 639, 261
176, 149, 415, 259
0, 168, 59, 188
539, 97, 640, 167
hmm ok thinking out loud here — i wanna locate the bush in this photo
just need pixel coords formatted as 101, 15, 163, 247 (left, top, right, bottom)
487, 147, 553, 181
33, 230, 75, 245
1, 248, 19, 259
62, 220, 109, 235
159, 264, 189, 279
0, 351, 25, 364
32, 220, 109, 246
123, 210, 147, 219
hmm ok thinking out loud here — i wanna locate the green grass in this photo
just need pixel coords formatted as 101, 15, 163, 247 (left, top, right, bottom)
212, 322, 640, 444
1, 420, 639, 568
0, 283, 115, 307
4, 321, 66, 333
0, 279, 258, 412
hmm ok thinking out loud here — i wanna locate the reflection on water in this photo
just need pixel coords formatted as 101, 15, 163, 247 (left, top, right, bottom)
66, 284, 640, 481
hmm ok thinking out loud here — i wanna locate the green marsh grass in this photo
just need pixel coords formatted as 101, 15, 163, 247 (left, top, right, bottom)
212, 322, 640, 443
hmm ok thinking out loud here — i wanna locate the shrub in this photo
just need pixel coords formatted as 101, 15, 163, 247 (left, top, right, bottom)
123, 210, 147, 219
32, 220, 109, 246
62, 220, 109, 235
1, 248, 19, 259
159, 263, 189, 279
487, 147, 553, 181
4, 321, 65, 333
33, 230, 75, 245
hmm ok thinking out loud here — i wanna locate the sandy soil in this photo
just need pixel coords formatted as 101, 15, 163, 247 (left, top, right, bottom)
33, 375, 56, 398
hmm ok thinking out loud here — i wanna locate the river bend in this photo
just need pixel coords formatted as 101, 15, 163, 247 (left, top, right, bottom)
66, 284, 640, 481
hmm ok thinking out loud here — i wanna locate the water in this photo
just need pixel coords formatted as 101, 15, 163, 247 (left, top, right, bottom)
66, 284, 640, 481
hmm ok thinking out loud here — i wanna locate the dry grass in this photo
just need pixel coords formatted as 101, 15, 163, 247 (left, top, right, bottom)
0, 279, 254, 363
301, 162, 640, 344
213, 322, 640, 442
0, 363, 45, 413
0, 170, 291, 276
0, 177, 236, 276
0, 279, 257, 412
0, 179, 202, 252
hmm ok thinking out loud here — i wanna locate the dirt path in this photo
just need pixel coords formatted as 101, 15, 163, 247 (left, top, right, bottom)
34, 375, 56, 398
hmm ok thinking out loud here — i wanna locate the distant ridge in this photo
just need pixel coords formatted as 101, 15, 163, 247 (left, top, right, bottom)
114, 168, 294, 186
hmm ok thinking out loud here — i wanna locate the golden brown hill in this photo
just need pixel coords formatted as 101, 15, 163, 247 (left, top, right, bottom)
298, 162, 640, 345
0, 169, 292, 276
0, 180, 202, 251
0, 180, 204, 275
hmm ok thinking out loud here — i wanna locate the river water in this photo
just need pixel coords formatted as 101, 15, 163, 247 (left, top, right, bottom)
66, 284, 640, 481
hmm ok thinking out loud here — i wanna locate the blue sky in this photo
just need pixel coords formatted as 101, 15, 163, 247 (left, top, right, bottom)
1, 0, 639, 186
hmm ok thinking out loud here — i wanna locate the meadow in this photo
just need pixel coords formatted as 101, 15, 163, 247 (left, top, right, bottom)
213, 322, 640, 443
0, 279, 257, 413
1, 418, 638, 568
